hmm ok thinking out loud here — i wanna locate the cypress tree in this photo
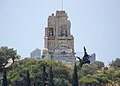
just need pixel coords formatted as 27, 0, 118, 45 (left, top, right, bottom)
42, 64, 48, 86
48, 66, 55, 86
2, 71, 7, 86
26, 70, 31, 86
72, 63, 78, 86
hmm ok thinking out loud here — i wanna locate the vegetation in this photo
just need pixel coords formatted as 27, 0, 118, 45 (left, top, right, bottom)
26, 70, 31, 86
41, 63, 48, 86
0, 46, 120, 86
0, 58, 71, 86
48, 66, 55, 86
72, 63, 78, 86
78, 58, 120, 86
0, 46, 20, 72
2, 71, 7, 86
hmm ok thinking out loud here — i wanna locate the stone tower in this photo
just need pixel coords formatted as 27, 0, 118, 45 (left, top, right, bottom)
43, 10, 75, 62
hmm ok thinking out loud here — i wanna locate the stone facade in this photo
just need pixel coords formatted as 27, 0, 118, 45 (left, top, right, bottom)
42, 11, 75, 63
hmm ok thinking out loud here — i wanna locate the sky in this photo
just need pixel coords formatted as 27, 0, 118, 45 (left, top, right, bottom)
0, 0, 120, 65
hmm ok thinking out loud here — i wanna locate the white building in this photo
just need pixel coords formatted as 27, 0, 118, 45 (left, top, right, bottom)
30, 48, 41, 59
90, 53, 96, 63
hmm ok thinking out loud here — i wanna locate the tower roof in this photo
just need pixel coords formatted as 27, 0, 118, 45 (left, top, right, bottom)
56, 10, 67, 17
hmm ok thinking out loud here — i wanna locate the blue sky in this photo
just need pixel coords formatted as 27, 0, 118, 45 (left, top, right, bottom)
0, 0, 120, 65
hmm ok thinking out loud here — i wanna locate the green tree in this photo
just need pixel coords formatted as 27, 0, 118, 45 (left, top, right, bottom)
104, 67, 116, 85
113, 70, 120, 83
78, 64, 94, 78
110, 58, 120, 69
48, 66, 54, 86
2, 71, 7, 86
41, 64, 48, 86
54, 78, 70, 86
0, 58, 71, 86
80, 74, 99, 86
94, 73, 109, 85
91, 61, 104, 72
72, 63, 78, 86
26, 70, 31, 86
0, 46, 20, 72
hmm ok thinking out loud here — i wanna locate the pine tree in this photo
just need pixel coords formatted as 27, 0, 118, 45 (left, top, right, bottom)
26, 70, 31, 86
72, 63, 78, 86
42, 64, 48, 86
2, 71, 7, 86
48, 66, 55, 86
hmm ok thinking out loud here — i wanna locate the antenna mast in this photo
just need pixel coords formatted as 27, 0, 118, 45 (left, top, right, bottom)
62, 0, 63, 10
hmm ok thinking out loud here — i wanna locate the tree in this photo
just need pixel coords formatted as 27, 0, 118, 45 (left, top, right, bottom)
26, 70, 31, 86
113, 70, 120, 83
48, 66, 54, 86
94, 73, 109, 85
2, 71, 7, 86
91, 61, 104, 72
54, 78, 70, 86
42, 64, 48, 86
72, 63, 78, 86
104, 67, 116, 85
1, 59, 71, 86
0, 46, 20, 72
80, 74, 99, 86
78, 64, 94, 79
110, 58, 120, 69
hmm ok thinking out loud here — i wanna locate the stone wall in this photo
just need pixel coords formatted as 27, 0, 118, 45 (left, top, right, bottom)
43, 10, 75, 63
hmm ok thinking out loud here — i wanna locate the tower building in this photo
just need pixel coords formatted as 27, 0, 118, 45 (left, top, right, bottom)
30, 48, 41, 59
42, 10, 75, 62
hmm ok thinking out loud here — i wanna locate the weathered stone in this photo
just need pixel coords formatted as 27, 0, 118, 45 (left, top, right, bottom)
43, 11, 75, 63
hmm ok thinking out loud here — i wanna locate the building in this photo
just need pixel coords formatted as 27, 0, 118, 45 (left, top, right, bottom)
42, 10, 75, 62
30, 48, 41, 59
90, 53, 96, 63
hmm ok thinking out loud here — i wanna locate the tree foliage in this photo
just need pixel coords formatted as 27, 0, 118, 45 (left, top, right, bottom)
0, 46, 120, 86
0, 46, 20, 72
48, 66, 55, 86
54, 78, 70, 86
0, 58, 71, 86
110, 58, 120, 69
91, 61, 105, 72
80, 74, 99, 86
26, 70, 31, 86
72, 63, 78, 86
103, 67, 120, 84
2, 71, 7, 86
41, 64, 48, 86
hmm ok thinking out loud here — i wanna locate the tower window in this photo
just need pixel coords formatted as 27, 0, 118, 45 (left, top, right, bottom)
49, 28, 53, 36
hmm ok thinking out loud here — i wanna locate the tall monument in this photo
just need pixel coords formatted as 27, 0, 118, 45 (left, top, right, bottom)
42, 10, 75, 62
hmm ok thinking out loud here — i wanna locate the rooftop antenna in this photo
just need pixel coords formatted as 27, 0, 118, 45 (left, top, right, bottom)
62, 0, 63, 10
